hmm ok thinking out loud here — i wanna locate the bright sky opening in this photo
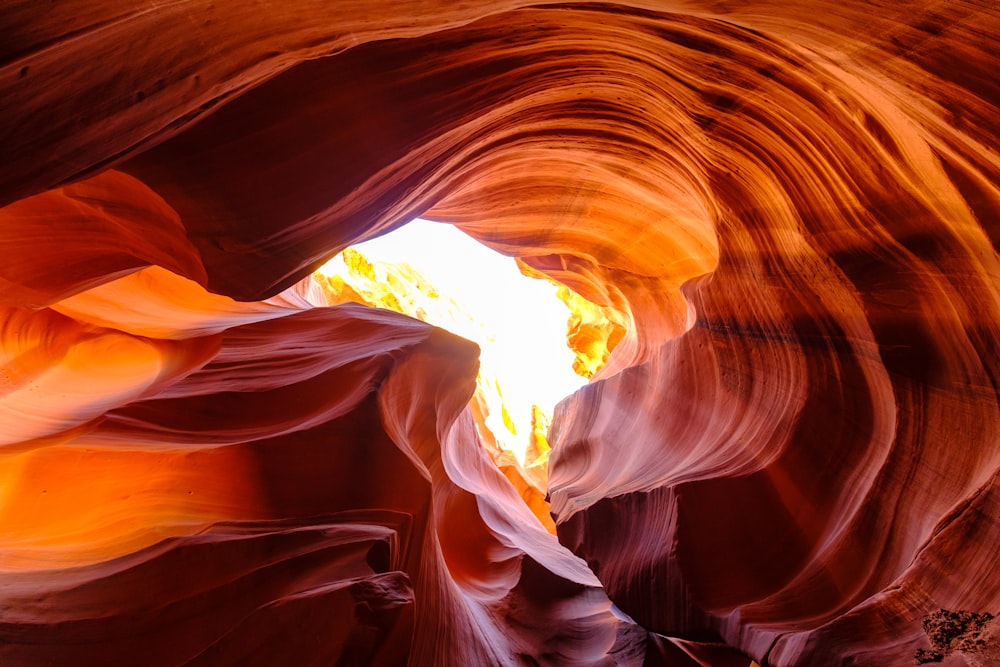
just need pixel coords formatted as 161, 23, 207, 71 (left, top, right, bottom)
316, 219, 588, 465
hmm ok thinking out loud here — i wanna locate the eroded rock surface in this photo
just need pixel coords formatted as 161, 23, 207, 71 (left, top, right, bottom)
2, 1, 999, 665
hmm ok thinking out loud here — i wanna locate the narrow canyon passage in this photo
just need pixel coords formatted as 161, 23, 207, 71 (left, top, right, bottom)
315, 219, 597, 467
1, 2, 999, 666
314, 219, 614, 532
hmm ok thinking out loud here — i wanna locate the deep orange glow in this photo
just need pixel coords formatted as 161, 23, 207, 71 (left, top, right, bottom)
0, 445, 263, 570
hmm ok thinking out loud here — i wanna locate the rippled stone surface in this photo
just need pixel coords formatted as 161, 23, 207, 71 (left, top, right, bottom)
2, 1, 998, 665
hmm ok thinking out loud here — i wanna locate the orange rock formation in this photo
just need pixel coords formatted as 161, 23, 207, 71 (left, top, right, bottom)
2, 1, 999, 665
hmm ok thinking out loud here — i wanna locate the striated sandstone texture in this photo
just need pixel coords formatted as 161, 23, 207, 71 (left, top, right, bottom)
1, 1, 999, 666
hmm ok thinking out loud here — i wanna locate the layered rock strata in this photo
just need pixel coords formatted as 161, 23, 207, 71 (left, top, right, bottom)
2, 1, 999, 665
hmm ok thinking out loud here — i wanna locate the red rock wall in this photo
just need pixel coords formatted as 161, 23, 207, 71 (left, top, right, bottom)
2, 2, 999, 665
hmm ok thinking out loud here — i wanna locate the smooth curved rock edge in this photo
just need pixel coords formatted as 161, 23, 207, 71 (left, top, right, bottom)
1, 2, 999, 666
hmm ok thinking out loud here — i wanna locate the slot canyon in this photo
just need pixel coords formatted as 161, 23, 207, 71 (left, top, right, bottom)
1, 2, 999, 665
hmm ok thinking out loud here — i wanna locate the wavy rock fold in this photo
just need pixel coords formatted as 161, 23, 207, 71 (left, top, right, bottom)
2, 1, 999, 665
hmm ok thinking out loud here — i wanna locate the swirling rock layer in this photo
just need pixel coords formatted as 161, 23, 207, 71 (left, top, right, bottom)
2, 1, 999, 665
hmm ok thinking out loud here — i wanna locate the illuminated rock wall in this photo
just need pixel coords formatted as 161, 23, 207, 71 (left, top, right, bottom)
315, 248, 558, 532
2, 2, 999, 665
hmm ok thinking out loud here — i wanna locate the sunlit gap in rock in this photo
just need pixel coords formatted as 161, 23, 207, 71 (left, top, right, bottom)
315, 219, 600, 473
